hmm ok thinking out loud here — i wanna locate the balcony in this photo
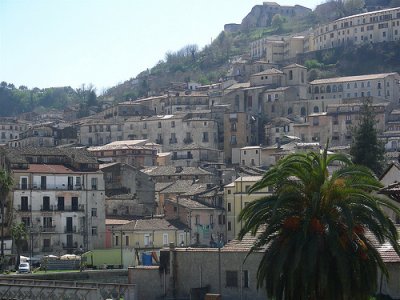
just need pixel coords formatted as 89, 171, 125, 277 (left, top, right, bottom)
64, 226, 77, 233
62, 242, 78, 250
169, 138, 178, 144
40, 226, 56, 233
17, 205, 31, 212
183, 137, 193, 144
15, 183, 84, 191
172, 154, 193, 160
40, 204, 84, 212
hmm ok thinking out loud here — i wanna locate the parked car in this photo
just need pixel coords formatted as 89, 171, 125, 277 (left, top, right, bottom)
18, 262, 30, 273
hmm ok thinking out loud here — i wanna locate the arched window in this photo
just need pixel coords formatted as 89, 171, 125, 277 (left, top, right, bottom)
314, 87, 319, 94
308, 87, 312, 94
320, 86, 325, 93
326, 85, 331, 93
288, 107, 293, 115
332, 85, 337, 92
289, 70, 293, 80
313, 106, 319, 113
338, 85, 343, 92
300, 107, 306, 116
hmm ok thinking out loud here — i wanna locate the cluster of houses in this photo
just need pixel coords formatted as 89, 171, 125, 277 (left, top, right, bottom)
1, 4, 400, 299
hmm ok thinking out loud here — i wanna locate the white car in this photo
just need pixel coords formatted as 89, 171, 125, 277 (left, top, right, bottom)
18, 262, 30, 273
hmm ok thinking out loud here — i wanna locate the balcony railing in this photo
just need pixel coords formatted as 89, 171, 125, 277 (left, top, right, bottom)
40, 204, 84, 212
64, 226, 77, 233
62, 242, 78, 249
40, 226, 56, 233
17, 205, 31, 212
172, 154, 193, 160
16, 184, 84, 191
183, 137, 193, 144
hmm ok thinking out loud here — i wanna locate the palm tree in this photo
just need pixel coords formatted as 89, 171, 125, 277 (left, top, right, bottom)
11, 223, 28, 269
238, 147, 400, 300
0, 169, 13, 266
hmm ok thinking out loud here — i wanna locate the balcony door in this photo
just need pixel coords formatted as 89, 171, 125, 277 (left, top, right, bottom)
40, 176, 47, 190
43, 196, 50, 211
66, 217, 73, 232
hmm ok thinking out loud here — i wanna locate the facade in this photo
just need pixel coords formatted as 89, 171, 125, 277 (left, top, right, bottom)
164, 197, 225, 246
112, 218, 189, 254
2, 147, 106, 255
100, 162, 155, 217
308, 73, 400, 105
88, 140, 158, 167
170, 145, 224, 167
0, 118, 27, 145
224, 176, 271, 241
314, 7, 400, 50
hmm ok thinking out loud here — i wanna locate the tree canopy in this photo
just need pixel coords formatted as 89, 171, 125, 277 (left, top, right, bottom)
350, 100, 385, 176
238, 147, 400, 300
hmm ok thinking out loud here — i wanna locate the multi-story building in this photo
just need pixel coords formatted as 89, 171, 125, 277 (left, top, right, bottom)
224, 176, 271, 241
88, 140, 158, 167
112, 218, 189, 261
123, 113, 218, 152
2, 147, 106, 255
293, 101, 386, 146
0, 118, 27, 144
170, 145, 224, 167
100, 162, 155, 217
308, 73, 400, 106
164, 197, 225, 246
313, 7, 400, 50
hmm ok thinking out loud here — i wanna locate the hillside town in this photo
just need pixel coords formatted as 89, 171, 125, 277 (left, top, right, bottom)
1, 2, 400, 300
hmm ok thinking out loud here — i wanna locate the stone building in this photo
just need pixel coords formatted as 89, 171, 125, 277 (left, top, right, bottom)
2, 147, 106, 255
0, 118, 27, 145
100, 162, 155, 218
313, 7, 400, 50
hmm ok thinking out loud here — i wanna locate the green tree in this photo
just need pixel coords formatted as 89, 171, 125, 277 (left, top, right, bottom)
271, 14, 285, 32
11, 223, 28, 269
350, 101, 385, 175
0, 169, 13, 266
238, 147, 400, 300
344, 0, 365, 15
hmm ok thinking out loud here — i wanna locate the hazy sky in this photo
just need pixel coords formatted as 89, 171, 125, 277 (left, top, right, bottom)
0, 0, 321, 92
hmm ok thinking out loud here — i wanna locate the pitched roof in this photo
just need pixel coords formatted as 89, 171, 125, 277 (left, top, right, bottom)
166, 198, 213, 210
309, 73, 398, 85
142, 166, 212, 177
251, 68, 284, 77
116, 218, 183, 231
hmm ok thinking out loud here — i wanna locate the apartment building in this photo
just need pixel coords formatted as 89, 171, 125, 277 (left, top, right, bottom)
0, 118, 27, 144
78, 118, 123, 146
88, 140, 158, 167
2, 147, 106, 255
169, 144, 224, 167
164, 197, 225, 246
308, 73, 400, 105
112, 218, 189, 256
100, 162, 155, 217
314, 7, 400, 50
123, 113, 218, 152
224, 176, 271, 241
293, 102, 386, 146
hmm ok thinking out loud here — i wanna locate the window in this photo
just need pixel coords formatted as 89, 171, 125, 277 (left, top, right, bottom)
20, 196, 29, 211
91, 178, 98, 190
163, 233, 169, 246
21, 217, 30, 228
171, 121, 175, 128
245, 185, 250, 193
43, 217, 52, 228
243, 270, 249, 288
202, 132, 209, 142
158, 122, 162, 128
57, 197, 64, 211
144, 234, 151, 246
115, 235, 119, 246
228, 221, 232, 231
91, 226, 98, 236
20, 177, 28, 190
125, 235, 129, 246
195, 215, 200, 225
226, 271, 238, 287
179, 233, 185, 245
91, 208, 97, 217
42, 196, 50, 211
210, 215, 214, 225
